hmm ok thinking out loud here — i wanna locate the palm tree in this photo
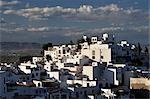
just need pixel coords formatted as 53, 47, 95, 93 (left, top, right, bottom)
137, 43, 142, 55
144, 46, 149, 53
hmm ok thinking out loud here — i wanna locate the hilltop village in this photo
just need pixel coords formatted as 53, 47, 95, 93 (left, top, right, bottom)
0, 33, 149, 99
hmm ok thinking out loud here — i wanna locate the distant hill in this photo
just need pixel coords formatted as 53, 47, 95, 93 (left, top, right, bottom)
0, 42, 43, 58
0, 42, 42, 51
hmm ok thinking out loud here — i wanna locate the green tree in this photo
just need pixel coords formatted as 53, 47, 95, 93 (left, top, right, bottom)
46, 55, 52, 62
137, 43, 142, 55
144, 46, 149, 53
68, 40, 74, 45
42, 43, 52, 50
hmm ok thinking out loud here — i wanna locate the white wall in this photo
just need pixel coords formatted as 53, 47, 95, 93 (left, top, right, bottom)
33, 80, 42, 88
81, 43, 112, 64
19, 63, 37, 74
32, 57, 43, 64
44, 62, 51, 71
47, 71, 59, 81
83, 66, 94, 80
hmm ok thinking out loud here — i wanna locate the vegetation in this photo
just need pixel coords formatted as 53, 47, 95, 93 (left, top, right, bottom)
131, 58, 143, 66
137, 43, 142, 55
42, 43, 53, 50
67, 40, 74, 45
46, 55, 52, 62
144, 46, 149, 53
77, 36, 91, 45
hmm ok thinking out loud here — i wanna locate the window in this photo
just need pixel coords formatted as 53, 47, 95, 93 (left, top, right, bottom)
87, 83, 89, 87
92, 56, 95, 59
92, 50, 95, 59
63, 50, 65, 54
101, 56, 103, 59
27, 76, 29, 80
59, 50, 61, 54
38, 83, 40, 87
67, 50, 69, 52
32, 74, 35, 78
26, 66, 30, 69
36, 73, 38, 76
4, 77, 5, 83
92, 50, 95, 55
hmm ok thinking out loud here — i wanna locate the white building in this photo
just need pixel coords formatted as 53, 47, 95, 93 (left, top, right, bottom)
32, 57, 43, 64
18, 61, 38, 74
1, 33, 146, 99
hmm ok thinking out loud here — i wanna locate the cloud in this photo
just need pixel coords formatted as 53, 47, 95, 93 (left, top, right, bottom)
62, 26, 148, 37
2, 4, 143, 21
27, 27, 49, 32
0, 27, 24, 32
1, 24, 148, 44
3, 6, 77, 20
97, 4, 122, 12
3, 9, 15, 14
124, 7, 141, 14
127, 26, 149, 32
1, 25, 148, 35
0, 0, 20, 6
78, 5, 93, 13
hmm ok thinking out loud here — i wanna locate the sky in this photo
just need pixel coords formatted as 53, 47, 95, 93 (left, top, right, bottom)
0, 0, 149, 45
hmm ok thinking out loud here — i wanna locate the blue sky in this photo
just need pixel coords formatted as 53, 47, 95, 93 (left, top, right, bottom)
0, 0, 149, 44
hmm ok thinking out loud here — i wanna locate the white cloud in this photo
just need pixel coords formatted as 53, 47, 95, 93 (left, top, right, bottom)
0, 27, 24, 32
0, 24, 148, 39
124, 7, 140, 14
0, 0, 20, 6
127, 26, 148, 32
3, 4, 142, 21
97, 4, 122, 12
3, 9, 15, 14
27, 27, 49, 32
78, 5, 93, 13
